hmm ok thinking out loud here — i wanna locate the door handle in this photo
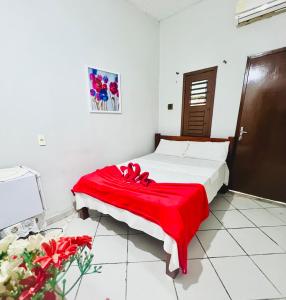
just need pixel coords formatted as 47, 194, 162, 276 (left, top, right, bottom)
239, 126, 248, 141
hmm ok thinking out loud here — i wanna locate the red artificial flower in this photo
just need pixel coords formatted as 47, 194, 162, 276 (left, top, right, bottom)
19, 268, 48, 300
34, 239, 77, 270
19, 236, 93, 299
102, 83, 107, 90
59, 235, 92, 250
109, 82, 118, 95
43, 291, 57, 300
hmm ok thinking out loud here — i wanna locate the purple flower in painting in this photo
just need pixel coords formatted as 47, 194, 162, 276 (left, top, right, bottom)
115, 75, 118, 83
96, 93, 101, 101
92, 69, 98, 75
90, 89, 96, 96
103, 76, 109, 83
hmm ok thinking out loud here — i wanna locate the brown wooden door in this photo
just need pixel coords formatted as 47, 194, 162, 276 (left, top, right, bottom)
231, 47, 286, 203
181, 67, 217, 137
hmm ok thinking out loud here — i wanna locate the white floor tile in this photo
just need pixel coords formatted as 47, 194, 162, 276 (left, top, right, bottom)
267, 207, 286, 223
241, 209, 285, 227
226, 195, 262, 209
197, 230, 245, 257
46, 218, 70, 231
213, 210, 255, 228
91, 235, 127, 264
229, 228, 284, 255
199, 212, 224, 230
174, 259, 230, 300
211, 256, 280, 300
64, 217, 98, 238
77, 263, 126, 300
96, 216, 128, 236
127, 261, 177, 300
188, 236, 206, 259
128, 227, 144, 235
254, 199, 285, 208
223, 192, 235, 199
210, 196, 235, 211
128, 233, 165, 262
252, 254, 286, 296
88, 209, 102, 218
261, 226, 286, 250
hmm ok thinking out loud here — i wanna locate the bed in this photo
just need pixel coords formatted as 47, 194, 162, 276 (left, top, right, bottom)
73, 134, 234, 278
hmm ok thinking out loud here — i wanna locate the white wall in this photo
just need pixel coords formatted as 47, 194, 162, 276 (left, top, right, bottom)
0, 0, 159, 219
158, 0, 286, 138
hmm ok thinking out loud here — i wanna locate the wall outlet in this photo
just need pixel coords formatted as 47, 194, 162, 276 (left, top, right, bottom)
37, 135, 47, 146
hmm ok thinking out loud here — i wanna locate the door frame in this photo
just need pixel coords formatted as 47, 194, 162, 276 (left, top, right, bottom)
230, 46, 286, 189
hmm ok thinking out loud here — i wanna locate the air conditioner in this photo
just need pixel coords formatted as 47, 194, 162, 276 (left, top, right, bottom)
236, 0, 286, 26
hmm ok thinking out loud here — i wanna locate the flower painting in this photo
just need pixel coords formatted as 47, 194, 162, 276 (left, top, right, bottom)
88, 67, 121, 113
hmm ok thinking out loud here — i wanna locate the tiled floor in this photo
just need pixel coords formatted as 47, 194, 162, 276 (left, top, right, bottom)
48, 192, 286, 300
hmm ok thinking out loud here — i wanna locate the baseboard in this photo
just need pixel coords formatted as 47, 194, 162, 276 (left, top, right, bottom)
229, 190, 286, 206
46, 208, 75, 226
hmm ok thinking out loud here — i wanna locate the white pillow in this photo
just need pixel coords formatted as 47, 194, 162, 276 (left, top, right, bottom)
155, 139, 189, 157
184, 141, 230, 162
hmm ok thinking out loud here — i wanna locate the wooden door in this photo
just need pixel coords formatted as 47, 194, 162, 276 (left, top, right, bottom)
181, 67, 217, 137
231, 47, 286, 203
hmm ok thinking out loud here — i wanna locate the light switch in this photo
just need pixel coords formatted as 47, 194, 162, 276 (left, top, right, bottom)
37, 135, 47, 146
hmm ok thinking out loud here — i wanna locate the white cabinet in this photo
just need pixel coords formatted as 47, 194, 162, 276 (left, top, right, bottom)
0, 169, 44, 230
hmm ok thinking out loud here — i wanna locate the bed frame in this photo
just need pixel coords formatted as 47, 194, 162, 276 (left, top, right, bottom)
78, 133, 235, 279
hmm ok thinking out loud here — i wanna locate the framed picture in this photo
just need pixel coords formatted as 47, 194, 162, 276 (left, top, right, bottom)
88, 66, 121, 113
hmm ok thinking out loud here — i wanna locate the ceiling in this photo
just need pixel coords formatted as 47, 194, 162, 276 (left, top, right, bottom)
127, 0, 203, 20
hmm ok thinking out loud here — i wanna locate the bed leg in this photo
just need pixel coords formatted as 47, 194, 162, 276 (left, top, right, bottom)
78, 207, 90, 220
165, 252, 179, 279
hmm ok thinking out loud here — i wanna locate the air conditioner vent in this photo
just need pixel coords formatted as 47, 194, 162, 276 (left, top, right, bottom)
236, 0, 286, 26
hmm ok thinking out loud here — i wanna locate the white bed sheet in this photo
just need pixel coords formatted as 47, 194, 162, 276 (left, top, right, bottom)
75, 153, 229, 272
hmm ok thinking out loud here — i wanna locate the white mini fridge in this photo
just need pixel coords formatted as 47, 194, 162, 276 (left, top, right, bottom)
0, 167, 45, 232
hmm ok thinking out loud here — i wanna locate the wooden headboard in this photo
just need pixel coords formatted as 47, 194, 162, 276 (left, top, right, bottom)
155, 133, 235, 169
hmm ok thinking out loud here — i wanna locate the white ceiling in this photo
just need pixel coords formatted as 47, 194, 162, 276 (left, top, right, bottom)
127, 0, 203, 20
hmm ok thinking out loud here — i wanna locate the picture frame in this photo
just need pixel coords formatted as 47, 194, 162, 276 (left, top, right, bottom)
87, 66, 121, 114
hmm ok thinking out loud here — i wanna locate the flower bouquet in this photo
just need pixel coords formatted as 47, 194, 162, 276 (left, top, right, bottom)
0, 233, 100, 299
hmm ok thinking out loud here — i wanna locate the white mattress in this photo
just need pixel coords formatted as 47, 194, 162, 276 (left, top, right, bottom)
75, 153, 229, 272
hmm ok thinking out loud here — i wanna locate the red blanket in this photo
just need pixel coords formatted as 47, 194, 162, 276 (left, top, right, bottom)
72, 165, 209, 273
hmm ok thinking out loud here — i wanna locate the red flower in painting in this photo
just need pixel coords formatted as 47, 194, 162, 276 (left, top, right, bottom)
92, 78, 102, 93
109, 82, 118, 95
